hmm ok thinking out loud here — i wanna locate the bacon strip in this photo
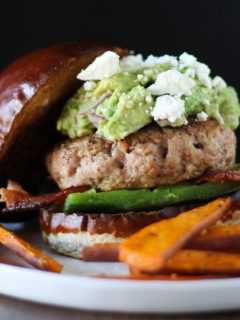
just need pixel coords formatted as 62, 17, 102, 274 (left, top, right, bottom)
197, 169, 240, 183
0, 180, 89, 213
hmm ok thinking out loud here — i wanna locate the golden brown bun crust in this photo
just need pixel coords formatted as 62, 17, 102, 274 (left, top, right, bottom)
39, 206, 195, 258
39, 208, 166, 238
0, 43, 127, 189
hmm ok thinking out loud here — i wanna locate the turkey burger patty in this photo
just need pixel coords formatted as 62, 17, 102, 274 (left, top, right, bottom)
46, 120, 236, 191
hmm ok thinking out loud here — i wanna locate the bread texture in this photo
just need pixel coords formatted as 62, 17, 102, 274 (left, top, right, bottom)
39, 206, 193, 258
40, 209, 167, 257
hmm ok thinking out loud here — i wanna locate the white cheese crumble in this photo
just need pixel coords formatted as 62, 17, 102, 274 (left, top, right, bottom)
145, 95, 153, 103
148, 69, 195, 96
196, 63, 212, 89
76, 50, 230, 130
212, 76, 226, 91
184, 68, 195, 78
197, 111, 208, 121
120, 54, 144, 71
179, 52, 197, 67
77, 51, 120, 80
83, 81, 96, 91
151, 95, 185, 123
137, 74, 144, 80
179, 52, 211, 88
144, 54, 178, 67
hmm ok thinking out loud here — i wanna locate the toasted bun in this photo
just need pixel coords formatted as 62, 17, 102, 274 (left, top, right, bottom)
42, 231, 123, 259
0, 43, 127, 189
39, 206, 192, 258
39, 209, 167, 257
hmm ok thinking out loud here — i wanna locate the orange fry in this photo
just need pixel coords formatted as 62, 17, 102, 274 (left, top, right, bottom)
161, 249, 240, 275
93, 274, 231, 281
83, 223, 240, 262
187, 224, 240, 251
0, 225, 62, 272
119, 197, 232, 273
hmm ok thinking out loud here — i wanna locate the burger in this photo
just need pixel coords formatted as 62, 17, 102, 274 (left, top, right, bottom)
0, 43, 240, 258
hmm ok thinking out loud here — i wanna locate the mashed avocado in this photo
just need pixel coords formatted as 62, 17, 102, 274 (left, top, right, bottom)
57, 52, 240, 141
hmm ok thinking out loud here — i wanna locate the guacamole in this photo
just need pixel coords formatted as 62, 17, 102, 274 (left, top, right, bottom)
57, 52, 240, 141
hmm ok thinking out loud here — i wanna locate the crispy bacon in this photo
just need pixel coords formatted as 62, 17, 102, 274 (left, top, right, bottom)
197, 169, 240, 183
0, 180, 89, 213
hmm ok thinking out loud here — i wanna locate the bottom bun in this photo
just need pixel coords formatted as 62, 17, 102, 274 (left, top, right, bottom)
39, 206, 194, 258
41, 231, 123, 258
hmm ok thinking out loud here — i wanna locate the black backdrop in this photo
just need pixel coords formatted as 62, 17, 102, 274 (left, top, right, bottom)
0, 0, 239, 90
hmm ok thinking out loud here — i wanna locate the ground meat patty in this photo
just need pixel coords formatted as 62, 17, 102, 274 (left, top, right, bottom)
46, 120, 236, 191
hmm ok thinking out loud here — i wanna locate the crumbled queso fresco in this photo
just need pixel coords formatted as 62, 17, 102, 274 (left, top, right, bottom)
77, 51, 226, 126
57, 50, 240, 141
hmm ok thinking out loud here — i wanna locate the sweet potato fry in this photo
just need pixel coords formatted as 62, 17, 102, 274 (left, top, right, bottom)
83, 224, 240, 262
83, 243, 120, 261
187, 224, 240, 251
0, 225, 62, 272
161, 249, 240, 275
119, 197, 232, 273
93, 274, 232, 281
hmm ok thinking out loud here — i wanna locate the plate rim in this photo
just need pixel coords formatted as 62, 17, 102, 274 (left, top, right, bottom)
1, 262, 240, 314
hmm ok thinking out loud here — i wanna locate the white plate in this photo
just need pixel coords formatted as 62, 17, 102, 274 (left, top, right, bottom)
1, 221, 240, 314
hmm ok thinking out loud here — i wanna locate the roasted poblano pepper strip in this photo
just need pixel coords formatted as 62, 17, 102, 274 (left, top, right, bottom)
63, 181, 240, 213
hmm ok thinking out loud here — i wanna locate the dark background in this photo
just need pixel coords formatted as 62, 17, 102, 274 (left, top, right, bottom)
0, 0, 239, 90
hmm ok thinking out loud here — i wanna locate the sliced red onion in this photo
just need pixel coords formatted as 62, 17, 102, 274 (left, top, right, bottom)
87, 112, 106, 127
80, 92, 112, 115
